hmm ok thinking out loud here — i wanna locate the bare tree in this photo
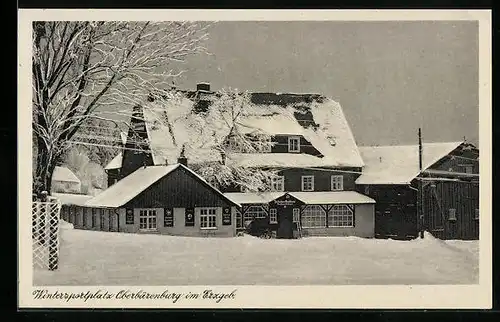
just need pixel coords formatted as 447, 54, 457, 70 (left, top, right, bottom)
32, 21, 210, 194
146, 88, 280, 192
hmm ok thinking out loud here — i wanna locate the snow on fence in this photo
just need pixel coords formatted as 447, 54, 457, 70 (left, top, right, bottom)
32, 199, 61, 270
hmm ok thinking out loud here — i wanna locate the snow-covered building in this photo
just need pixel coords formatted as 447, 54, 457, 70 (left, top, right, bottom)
51, 166, 81, 194
356, 141, 479, 240
104, 83, 376, 239
66, 163, 240, 237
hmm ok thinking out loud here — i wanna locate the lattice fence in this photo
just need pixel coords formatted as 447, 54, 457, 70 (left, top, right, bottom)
32, 200, 61, 270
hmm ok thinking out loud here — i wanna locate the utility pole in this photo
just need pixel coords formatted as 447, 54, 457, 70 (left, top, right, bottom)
418, 128, 424, 239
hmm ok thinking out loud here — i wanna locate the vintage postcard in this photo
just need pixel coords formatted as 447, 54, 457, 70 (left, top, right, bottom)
18, 9, 492, 309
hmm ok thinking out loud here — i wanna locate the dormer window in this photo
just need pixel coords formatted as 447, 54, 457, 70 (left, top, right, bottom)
271, 176, 284, 192
288, 136, 300, 153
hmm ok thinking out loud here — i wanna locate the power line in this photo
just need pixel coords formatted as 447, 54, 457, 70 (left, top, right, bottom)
68, 141, 151, 153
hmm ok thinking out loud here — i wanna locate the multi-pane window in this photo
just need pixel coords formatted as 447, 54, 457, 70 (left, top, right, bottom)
200, 208, 217, 229
301, 176, 314, 191
139, 209, 157, 231
244, 205, 268, 225
288, 136, 300, 152
328, 205, 354, 227
269, 208, 277, 224
236, 210, 243, 228
293, 208, 300, 223
331, 175, 344, 191
271, 176, 284, 192
301, 205, 326, 228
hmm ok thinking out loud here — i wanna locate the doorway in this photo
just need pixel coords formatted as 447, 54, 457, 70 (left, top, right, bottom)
277, 206, 294, 239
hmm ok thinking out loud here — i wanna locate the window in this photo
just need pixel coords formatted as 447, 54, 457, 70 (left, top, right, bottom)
301, 176, 314, 191
331, 175, 344, 191
236, 210, 243, 228
328, 205, 354, 227
269, 208, 277, 224
301, 205, 326, 228
200, 208, 217, 229
92, 208, 97, 228
271, 176, 285, 192
244, 205, 268, 225
288, 136, 300, 152
474, 208, 479, 220
293, 208, 300, 223
448, 208, 457, 221
139, 209, 157, 231
464, 166, 473, 174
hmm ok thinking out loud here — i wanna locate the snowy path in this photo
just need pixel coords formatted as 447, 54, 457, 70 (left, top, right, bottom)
33, 224, 479, 285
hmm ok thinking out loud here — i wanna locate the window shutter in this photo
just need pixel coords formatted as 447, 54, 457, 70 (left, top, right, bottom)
222, 207, 232, 225
185, 207, 195, 226
164, 208, 174, 227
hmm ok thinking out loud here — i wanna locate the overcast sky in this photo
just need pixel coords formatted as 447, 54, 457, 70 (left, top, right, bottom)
172, 21, 479, 147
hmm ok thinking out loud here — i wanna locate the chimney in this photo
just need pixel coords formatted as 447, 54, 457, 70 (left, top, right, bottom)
177, 144, 188, 167
197, 82, 210, 92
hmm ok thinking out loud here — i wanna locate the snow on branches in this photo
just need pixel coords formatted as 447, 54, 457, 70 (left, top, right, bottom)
32, 21, 210, 193
143, 88, 280, 192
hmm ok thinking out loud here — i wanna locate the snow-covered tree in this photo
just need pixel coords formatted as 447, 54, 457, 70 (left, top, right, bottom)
146, 88, 280, 192
63, 147, 106, 195
32, 21, 210, 194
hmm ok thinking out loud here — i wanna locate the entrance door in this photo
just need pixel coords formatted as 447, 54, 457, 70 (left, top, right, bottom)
277, 206, 294, 239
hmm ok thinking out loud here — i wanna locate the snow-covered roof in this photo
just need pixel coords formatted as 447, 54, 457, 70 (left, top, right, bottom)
237, 112, 305, 136
355, 142, 465, 185
223, 191, 375, 205
51, 193, 93, 206
85, 163, 239, 208
288, 191, 375, 205
223, 192, 285, 205
104, 153, 123, 170
227, 153, 339, 168
51, 166, 80, 183
86, 165, 179, 208
141, 92, 364, 168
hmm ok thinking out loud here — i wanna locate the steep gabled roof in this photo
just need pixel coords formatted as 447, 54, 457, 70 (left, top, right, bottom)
141, 91, 364, 168
355, 141, 467, 185
52, 166, 80, 183
85, 163, 239, 208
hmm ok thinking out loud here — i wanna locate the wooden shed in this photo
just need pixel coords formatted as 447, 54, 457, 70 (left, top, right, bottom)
356, 141, 479, 240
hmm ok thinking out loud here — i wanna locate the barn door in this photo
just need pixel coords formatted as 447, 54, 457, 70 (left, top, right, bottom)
423, 182, 446, 239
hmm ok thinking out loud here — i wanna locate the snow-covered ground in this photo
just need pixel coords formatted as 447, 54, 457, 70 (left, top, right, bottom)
33, 221, 479, 286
